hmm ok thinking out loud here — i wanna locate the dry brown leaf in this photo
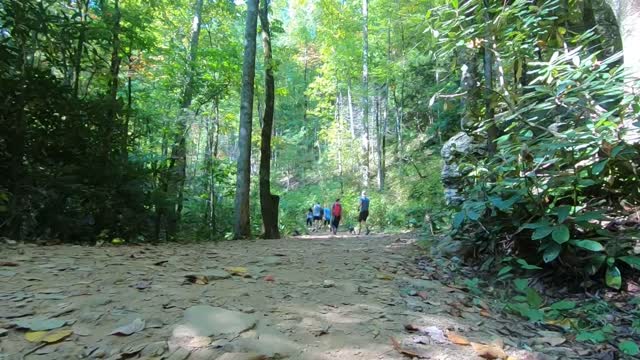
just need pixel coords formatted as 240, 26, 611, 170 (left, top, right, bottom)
480, 309, 492, 317
417, 291, 428, 300
185, 275, 209, 285
390, 336, 420, 358
446, 331, 470, 345
470, 342, 508, 359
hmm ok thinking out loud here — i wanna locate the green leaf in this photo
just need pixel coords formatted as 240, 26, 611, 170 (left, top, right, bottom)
619, 256, 640, 270
605, 265, 622, 289
574, 211, 603, 222
543, 243, 561, 263
453, 212, 465, 228
619, 341, 639, 356
556, 206, 571, 223
592, 160, 608, 175
570, 240, 604, 252
451, 0, 459, 9
498, 265, 513, 277
549, 300, 576, 310
576, 330, 607, 343
552, 225, 570, 244
532, 226, 554, 240
513, 278, 529, 293
524, 308, 544, 322
526, 288, 543, 308
517, 259, 542, 270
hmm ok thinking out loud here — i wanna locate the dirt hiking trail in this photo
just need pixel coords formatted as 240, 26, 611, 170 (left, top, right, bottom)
1, 234, 578, 359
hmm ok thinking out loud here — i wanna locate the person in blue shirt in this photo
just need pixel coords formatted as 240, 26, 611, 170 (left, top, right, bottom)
312, 203, 322, 231
357, 191, 370, 235
323, 206, 331, 229
306, 208, 313, 229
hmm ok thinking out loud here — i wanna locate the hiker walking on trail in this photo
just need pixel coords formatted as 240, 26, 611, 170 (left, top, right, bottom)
306, 208, 313, 229
323, 205, 331, 229
357, 191, 370, 235
331, 198, 342, 235
312, 202, 323, 231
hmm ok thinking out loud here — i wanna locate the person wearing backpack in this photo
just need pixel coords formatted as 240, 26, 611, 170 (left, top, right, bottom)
331, 198, 342, 235
357, 191, 370, 235
312, 202, 323, 231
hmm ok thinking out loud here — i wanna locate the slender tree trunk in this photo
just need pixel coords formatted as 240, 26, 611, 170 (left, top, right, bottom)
379, 24, 390, 191
166, 0, 204, 237
483, 0, 497, 154
73, 0, 87, 99
124, 48, 133, 157
105, 0, 121, 162
361, 0, 370, 186
233, 0, 259, 239
376, 93, 383, 191
7, 2, 28, 239
603, 0, 640, 143
337, 88, 344, 194
258, 0, 280, 239
347, 78, 356, 139
204, 99, 219, 240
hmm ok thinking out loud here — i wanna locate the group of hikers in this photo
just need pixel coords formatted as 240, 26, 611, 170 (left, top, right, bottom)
305, 191, 370, 235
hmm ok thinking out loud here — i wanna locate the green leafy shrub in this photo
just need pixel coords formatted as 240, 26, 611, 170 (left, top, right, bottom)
451, 47, 640, 286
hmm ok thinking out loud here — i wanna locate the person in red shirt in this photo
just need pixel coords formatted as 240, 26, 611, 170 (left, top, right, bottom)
330, 198, 342, 235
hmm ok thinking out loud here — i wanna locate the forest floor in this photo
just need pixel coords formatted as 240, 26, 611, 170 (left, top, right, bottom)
0, 233, 593, 360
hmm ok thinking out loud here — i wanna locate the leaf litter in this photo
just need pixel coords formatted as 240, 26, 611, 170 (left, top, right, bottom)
0, 235, 624, 359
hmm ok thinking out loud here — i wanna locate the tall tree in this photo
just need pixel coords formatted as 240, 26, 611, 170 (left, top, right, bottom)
603, 0, 640, 143
361, 0, 370, 186
233, 0, 260, 239
258, 0, 280, 239
163, 0, 205, 238
105, 0, 121, 161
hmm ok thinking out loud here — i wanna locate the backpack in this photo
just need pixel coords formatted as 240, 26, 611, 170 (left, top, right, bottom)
332, 202, 342, 217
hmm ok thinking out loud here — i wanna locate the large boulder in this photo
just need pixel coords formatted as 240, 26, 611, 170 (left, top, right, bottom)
440, 132, 485, 205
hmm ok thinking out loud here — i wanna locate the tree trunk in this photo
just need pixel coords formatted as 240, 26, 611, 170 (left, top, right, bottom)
603, 0, 640, 143
73, 0, 87, 99
337, 88, 344, 194
376, 93, 383, 191
361, 0, 370, 186
166, 0, 204, 237
258, 0, 280, 240
483, 0, 497, 154
347, 78, 356, 139
105, 0, 121, 162
233, 0, 259, 239
204, 99, 219, 241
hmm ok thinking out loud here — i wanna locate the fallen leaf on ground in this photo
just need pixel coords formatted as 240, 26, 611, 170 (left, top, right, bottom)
133, 281, 152, 290
184, 275, 208, 285
263, 275, 275, 282
391, 336, 420, 358
25, 331, 48, 342
471, 342, 508, 359
42, 329, 73, 343
110, 318, 145, 336
446, 331, 470, 345
15, 318, 67, 331
417, 291, 428, 300
405, 324, 447, 343
377, 273, 394, 280
480, 309, 491, 317
226, 267, 249, 277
